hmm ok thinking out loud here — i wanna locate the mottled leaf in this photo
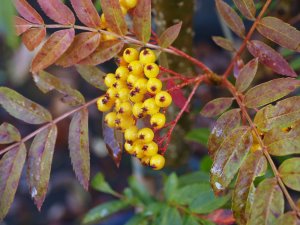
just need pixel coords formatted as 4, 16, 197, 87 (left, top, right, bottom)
232, 0, 256, 20
70, 0, 101, 28
276, 212, 300, 225
232, 151, 267, 225
235, 58, 258, 92
212, 36, 235, 52
91, 173, 118, 196
14, 0, 43, 24
257, 17, 300, 52
210, 126, 252, 193
248, 178, 284, 225
0, 87, 52, 124
215, 0, 245, 37
37, 0, 75, 25
244, 78, 300, 108
0, 144, 26, 221
159, 22, 182, 48
279, 158, 300, 191
69, 108, 90, 190
132, 0, 151, 43
0, 123, 21, 144
79, 39, 124, 65
31, 29, 75, 73
14, 16, 33, 36
166, 79, 188, 112
22, 28, 46, 51
247, 40, 297, 77
27, 125, 57, 210
208, 109, 241, 158
76, 65, 106, 90
201, 97, 234, 117
101, 0, 127, 35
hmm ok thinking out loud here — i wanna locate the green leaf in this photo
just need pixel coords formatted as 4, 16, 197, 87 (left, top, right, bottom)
210, 126, 252, 193
0, 87, 52, 124
185, 128, 210, 146
291, 57, 300, 70
276, 212, 300, 225
212, 36, 235, 52
244, 78, 300, 108
235, 58, 258, 93
27, 125, 57, 211
128, 176, 152, 204
156, 206, 183, 225
76, 65, 106, 90
132, 0, 151, 43
200, 156, 213, 172
232, 0, 256, 20
208, 109, 241, 158
183, 216, 199, 225
248, 178, 284, 225
0, 143, 26, 221
232, 151, 267, 225
201, 97, 234, 118
82, 200, 129, 225
0, 123, 21, 144
164, 173, 178, 201
34, 71, 85, 106
159, 22, 182, 48
279, 158, 300, 191
178, 171, 209, 187
91, 173, 118, 196
125, 214, 148, 225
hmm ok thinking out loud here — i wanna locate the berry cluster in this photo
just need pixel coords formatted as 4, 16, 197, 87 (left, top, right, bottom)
97, 48, 173, 170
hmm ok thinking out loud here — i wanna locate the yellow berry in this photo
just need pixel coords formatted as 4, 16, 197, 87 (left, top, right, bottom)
143, 98, 160, 115
120, 0, 137, 9
150, 154, 165, 170
124, 142, 135, 154
104, 112, 117, 128
118, 101, 132, 115
132, 102, 146, 118
142, 141, 158, 157
112, 80, 127, 89
129, 91, 144, 103
147, 78, 162, 94
116, 56, 128, 67
128, 60, 144, 76
115, 66, 129, 81
144, 63, 160, 78
141, 156, 151, 166
124, 126, 138, 143
132, 141, 144, 158
138, 128, 154, 143
150, 113, 166, 129
155, 91, 172, 108
106, 88, 118, 101
139, 48, 156, 64
97, 96, 113, 112
104, 73, 116, 88
134, 78, 148, 94
121, 5, 128, 15
118, 88, 130, 102
114, 99, 122, 112
123, 48, 139, 63
127, 74, 139, 89
115, 114, 135, 131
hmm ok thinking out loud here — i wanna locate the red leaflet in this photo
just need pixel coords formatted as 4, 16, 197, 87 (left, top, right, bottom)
37, 0, 75, 25
159, 22, 182, 48
201, 98, 234, 118
247, 40, 297, 77
132, 0, 151, 43
70, 0, 101, 28
31, 28, 75, 73
212, 36, 235, 52
14, 16, 33, 36
22, 28, 46, 51
232, 0, 256, 20
166, 80, 189, 112
14, 0, 43, 24
235, 58, 258, 92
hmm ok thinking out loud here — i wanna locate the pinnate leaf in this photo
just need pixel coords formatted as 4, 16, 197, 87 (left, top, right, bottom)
244, 78, 300, 108
69, 108, 90, 190
37, 0, 75, 25
215, 0, 245, 37
27, 125, 57, 210
235, 58, 258, 92
132, 0, 151, 43
157, 206, 183, 225
166, 79, 188, 112
159, 22, 182, 48
232, 0, 256, 20
0, 123, 21, 144
76, 65, 106, 90
0, 87, 52, 124
257, 17, 300, 52
91, 173, 118, 196
22, 28, 46, 51
201, 97, 234, 117
0, 144, 26, 221
247, 40, 297, 77
210, 126, 252, 193
31, 29, 75, 73
276, 212, 300, 225
14, 16, 33, 36
212, 36, 235, 52
14, 0, 43, 24
70, 0, 101, 28
248, 178, 284, 225
279, 158, 300, 191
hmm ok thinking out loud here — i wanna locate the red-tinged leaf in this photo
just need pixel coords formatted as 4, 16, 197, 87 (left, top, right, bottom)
201, 97, 234, 117
132, 0, 151, 43
276, 212, 300, 225
208, 109, 241, 158
69, 108, 90, 190
233, 58, 244, 78
0, 87, 52, 124
0, 123, 21, 144
15, 16, 33, 36
247, 40, 297, 77
248, 178, 284, 225
76, 65, 106, 90
57, 32, 101, 67
33, 71, 85, 106
212, 36, 235, 52
279, 158, 300, 191
210, 126, 252, 193
215, 0, 245, 37
22, 28, 46, 51
27, 125, 57, 210
102, 113, 123, 168
37, 0, 75, 25
166, 80, 188, 112
0, 144, 26, 221
14, 0, 43, 24
159, 22, 182, 48
207, 209, 236, 225
70, 0, 101, 28
244, 78, 300, 108
232, 151, 267, 225
254, 96, 300, 132
236, 58, 258, 92
31, 29, 75, 73
79, 40, 124, 65
232, 0, 256, 20
257, 17, 300, 52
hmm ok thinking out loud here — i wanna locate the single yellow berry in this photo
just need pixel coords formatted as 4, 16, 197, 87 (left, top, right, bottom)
127, 74, 139, 89
118, 88, 130, 102
143, 98, 160, 115
147, 78, 162, 94
132, 102, 146, 118
144, 63, 160, 78
142, 141, 158, 157
114, 99, 122, 112
112, 80, 127, 89
129, 91, 144, 103
124, 126, 139, 143
115, 114, 135, 131
104, 112, 117, 128
116, 56, 128, 67
106, 88, 118, 101
120, 0, 137, 9
150, 113, 166, 129
132, 141, 144, 158
115, 66, 129, 81
139, 48, 156, 64
134, 78, 148, 94
140, 156, 151, 166
124, 141, 135, 154
155, 91, 172, 108
123, 48, 139, 63
118, 101, 132, 115
128, 60, 144, 76
97, 96, 113, 112
104, 73, 116, 88
138, 128, 154, 143
150, 154, 165, 170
